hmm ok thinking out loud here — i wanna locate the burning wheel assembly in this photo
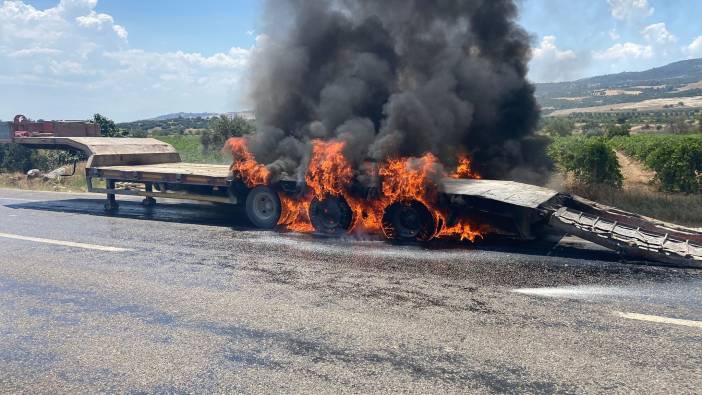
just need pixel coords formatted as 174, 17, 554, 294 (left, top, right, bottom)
382, 200, 436, 241
245, 185, 282, 229
309, 195, 354, 235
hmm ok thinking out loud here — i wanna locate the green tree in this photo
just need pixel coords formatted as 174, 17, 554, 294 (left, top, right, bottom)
668, 115, 691, 134
201, 115, 255, 152
92, 113, 125, 137
548, 137, 623, 187
543, 117, 575, 137
605, 123, 630, 138
0, 143, 34, 172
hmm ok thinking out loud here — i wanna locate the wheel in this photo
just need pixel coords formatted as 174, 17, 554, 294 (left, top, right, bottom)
245, 185, 281, 229
382, 200, 436, 241
309, 195, 354, 235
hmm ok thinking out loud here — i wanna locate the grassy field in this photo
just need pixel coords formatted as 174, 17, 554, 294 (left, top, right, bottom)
156, 135, 227, 164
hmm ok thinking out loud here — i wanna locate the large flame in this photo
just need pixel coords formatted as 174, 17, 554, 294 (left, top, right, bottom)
306, 140, 354, 200
225, 136, 483, 241
226, 137, 271, 187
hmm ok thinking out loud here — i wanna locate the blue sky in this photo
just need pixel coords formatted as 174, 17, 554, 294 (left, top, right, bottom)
1, 0, 701, 121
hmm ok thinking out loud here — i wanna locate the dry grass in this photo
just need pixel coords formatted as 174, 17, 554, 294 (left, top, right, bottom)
566, 183, 702, 227
0, 162, 94, 193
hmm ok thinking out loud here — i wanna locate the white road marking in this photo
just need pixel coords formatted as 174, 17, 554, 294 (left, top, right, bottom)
0, 232, 131, 252
616, 312, 702, 328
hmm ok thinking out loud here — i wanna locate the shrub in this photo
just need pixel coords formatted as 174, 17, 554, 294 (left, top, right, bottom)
92, 113, 126, 137
645, 139, 702, 193
548, 136, 623, 187
0, 143, 34, 172
605, 123, 630, 138
201, 115, 255, 152
542, 117, 575, 137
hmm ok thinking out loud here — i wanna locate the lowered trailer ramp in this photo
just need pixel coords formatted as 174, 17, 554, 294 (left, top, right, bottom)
441, 179, 702, 268
548, 195, 702, 268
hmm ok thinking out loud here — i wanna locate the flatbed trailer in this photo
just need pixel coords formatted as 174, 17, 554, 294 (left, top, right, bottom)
3, 122, 702, 268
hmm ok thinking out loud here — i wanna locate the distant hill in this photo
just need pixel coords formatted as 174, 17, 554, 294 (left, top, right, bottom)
146, 111, 256, 122
118, 111, 256, 136
148, 112, 219, 121
536, 58, 702, 114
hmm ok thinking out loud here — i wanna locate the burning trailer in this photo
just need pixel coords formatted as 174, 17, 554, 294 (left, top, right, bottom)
225, 137, 702, 267
3, 122, 702, 268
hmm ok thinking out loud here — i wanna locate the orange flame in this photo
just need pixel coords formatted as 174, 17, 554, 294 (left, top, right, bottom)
437, 220, 484, 242
278, 194, 314, 233
226, 137, 270, 187
306, 140, 354, 200
227, 136, 485, 242
451, 154, 480, 179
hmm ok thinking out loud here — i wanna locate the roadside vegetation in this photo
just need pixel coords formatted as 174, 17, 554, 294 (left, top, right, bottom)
0, 113, 253, 192
544, 115, 702, 226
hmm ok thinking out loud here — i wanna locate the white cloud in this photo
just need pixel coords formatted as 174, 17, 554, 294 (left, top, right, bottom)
607, 0, 654, 21
532, 36, 576, 61
9, 47, 63, 57
103, 47, 250, 75
593, 42, 653, 60
49, 60, 86, 75
0, 0, 254, 121
642, 23, 676, 45
112, 24, 128, 40
683, 36, 702, 57
529, 36, 584, 82
76, 10, 113, 29
609, 29, 621, 41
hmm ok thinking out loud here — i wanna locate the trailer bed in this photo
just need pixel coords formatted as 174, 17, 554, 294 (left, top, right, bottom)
93, 163, 231, 186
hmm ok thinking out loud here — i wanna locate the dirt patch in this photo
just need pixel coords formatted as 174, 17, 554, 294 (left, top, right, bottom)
615, 151, 656, 191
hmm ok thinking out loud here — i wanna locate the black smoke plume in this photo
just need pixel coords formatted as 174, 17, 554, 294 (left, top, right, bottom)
247, 0, 542, 182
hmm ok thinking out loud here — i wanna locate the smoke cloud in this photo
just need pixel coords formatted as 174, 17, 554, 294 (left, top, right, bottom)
247, 0, 541, 182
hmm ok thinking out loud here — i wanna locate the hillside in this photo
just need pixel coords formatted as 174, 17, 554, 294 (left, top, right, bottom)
149, 112, 218, 121
536, 58, 702, 114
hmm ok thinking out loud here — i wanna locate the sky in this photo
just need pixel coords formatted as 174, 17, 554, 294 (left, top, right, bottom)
1, 0, 701, 122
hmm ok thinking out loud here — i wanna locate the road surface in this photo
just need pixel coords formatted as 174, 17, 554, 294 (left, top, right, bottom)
0, 188, 700, 393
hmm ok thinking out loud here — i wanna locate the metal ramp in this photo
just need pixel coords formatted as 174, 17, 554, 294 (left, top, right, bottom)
550, 202, 702, 268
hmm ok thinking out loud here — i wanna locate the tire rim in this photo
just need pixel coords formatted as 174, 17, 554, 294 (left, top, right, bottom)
310, 196, 354, 234
253, 193, 276, 221
395, 206, 421, 238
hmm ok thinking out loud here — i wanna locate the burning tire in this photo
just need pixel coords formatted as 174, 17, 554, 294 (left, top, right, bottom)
309, 195, 354, 235
245, 185, 281, 229
382, 200, 436, 241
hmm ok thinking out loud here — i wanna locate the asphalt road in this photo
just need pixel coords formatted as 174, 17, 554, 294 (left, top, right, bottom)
0, 188, 700, 394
